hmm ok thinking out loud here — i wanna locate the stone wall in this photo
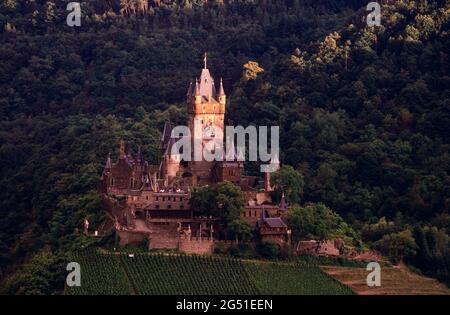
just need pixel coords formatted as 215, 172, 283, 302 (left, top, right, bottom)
117, 230, 148, 246
147, 222, 179, 249
179, 236, 213, 254
296, 240, 341, 256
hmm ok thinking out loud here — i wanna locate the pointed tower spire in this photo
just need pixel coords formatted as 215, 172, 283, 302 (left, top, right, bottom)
203, 52, 207, 69
211, 79, 216, 98
104, 152, 112, 172
194, 78, 200, 96
218, 78, 226, 105
127, 147, 133, 161
194, 78, 201, 105
225, 138, 236, 161
119, 140, 125, 159
137, 146, 143, 162
279, 192, 288, 210
218, 78, 225, 96
186, 81, 193, 98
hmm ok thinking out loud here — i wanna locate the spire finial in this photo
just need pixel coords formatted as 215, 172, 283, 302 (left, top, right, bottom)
203, 52, 207, 69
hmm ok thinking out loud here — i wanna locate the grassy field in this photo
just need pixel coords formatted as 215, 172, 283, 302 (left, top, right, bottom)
66, 249, 353, 295
321, 265, 450, 295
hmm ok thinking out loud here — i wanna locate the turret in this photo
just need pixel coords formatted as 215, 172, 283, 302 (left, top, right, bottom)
210, 79, 216, 102
264, 153, 280, 192
186, 81, 193, 100
218, 78, 226, 105
137, 146, 143, 163
119, 140, 125, 159
194, 79, 201, 105
279, 192, 288, 211
104, 152, 112, 173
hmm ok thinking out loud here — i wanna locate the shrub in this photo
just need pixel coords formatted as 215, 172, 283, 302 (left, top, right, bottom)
257, 242, 281, 260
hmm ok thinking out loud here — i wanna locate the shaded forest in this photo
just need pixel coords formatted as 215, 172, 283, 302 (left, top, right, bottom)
0, 0, 449, 293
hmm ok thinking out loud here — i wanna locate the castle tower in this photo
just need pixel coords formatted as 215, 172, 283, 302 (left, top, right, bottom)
264, 153, 280, 192
187, 53, 225, 134
186, 53, 226, 184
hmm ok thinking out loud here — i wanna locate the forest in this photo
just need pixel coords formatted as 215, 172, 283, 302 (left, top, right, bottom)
0, 0, 449, 293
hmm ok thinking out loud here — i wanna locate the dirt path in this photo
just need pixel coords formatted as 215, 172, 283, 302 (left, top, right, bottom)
321, 265, 450, 295
118, 255, 140, 295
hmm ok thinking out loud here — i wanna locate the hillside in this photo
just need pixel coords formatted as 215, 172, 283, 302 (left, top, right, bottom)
0, 0, 449, 294
66, 249, 354, 295
322, 265, 450, 295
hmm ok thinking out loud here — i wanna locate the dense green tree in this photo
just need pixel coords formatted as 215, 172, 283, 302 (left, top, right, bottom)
190, 181, 246, 237
0, 0, 449, 289
374, 230, 418, 264
288, 203, 360, 246
228, 219, 253, 243
1, 251, 66, 295
270, 165, 304, 204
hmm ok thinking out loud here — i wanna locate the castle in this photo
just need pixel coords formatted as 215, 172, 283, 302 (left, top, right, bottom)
100, 57, 291, 254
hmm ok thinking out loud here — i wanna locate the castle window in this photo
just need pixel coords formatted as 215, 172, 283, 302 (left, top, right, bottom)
146, 196, 149, 200
180, 197, 183, 202
167, 205, 171, 209
155, 205, 159, 209
162, 197, 165, 201
156, 196, 159, 201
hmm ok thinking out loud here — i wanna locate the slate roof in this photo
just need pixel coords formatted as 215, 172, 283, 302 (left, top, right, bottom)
199, 68, 214, 97
263, 217, 287, 228
161, 121, 172, 144
279, 193, 288, 210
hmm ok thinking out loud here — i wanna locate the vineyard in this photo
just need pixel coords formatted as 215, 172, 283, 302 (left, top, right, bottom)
66, 249, 132, 295
245, 261, 354, 295
66, 249, 354, 295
